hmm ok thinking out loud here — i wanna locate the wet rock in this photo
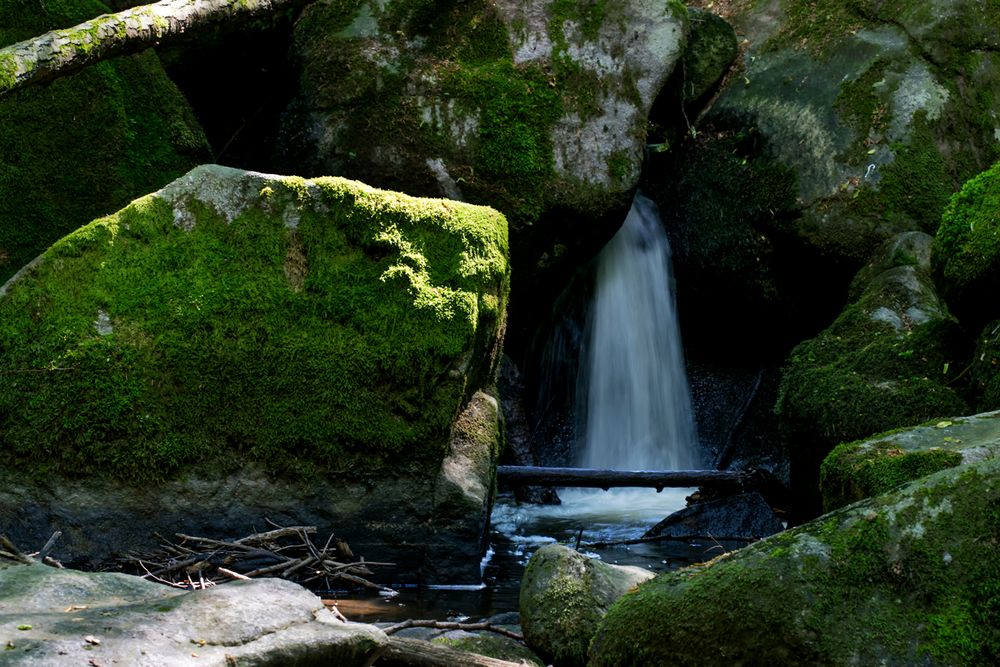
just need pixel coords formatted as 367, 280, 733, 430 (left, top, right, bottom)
519, 543, 653, 667
644, 492, 783, 540
591, 455, 1000, 666
0, 564, 386, 666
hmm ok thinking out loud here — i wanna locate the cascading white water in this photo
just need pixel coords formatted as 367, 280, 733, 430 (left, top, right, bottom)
578, 192, 698, 471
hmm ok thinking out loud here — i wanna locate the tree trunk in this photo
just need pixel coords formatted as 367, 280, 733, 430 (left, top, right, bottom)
0, 0, 309, 99
377, 637, 530, 667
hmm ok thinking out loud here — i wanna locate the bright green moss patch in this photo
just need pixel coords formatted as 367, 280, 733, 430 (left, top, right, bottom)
0, 0, 209, 284
933, 159, 1000, 327
820, 438, 962, 511
0, 166, 510, 484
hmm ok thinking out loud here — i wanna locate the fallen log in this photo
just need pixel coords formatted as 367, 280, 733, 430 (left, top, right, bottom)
496, 466, 757, 491
0, 0, 311, 99
378, 637, 530, 667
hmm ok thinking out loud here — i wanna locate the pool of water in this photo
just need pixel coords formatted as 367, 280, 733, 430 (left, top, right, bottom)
326, 488, 743, 623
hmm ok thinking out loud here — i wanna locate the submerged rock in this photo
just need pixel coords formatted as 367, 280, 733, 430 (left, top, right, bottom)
0, 164, 509, 582
776, 231, 968, 514
821, 409, 1000, 512
518, 543, 653, 667
590, 456, 1000, 666
0, 564, 386, 666
0, 0, 209, 284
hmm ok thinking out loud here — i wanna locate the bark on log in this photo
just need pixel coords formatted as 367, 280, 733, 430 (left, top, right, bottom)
378, 637, 530, 667
0, 0, 309, 99
496, 465, 756, 490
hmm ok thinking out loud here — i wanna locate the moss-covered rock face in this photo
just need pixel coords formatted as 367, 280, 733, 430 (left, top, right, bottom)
519, 543, 654, 667
0, 164, 509, 483
820, 410, 1000, 512
278, 0, 688, 281
590, 455, 1000, 666
776, 232, 968, 512
932, 159, 1000, 333
714, 0, 1000, 267
0, 0, 210, 284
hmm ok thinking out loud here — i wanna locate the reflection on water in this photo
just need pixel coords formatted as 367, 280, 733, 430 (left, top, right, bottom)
326, 488, 739, 623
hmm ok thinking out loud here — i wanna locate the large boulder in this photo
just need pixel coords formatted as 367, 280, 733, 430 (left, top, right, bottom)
278, 0, 698, 350
821, 409, 1000, 512
0, 563, 386, 666
0, 164, 509, 583
590, 455, 1000, 666
713, 0, 1000, 268
0, 0, 210, 284
775, 231, 968, 513
518, 544, 653, 667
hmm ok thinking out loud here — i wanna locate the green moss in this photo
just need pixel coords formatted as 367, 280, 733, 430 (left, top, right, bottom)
820, 438, 963, 511
933, 159, 1000, 319
763, 0, 865, 57
591, 459, 1000, 665
0, 0, 209, 283
0, 170, 510, 484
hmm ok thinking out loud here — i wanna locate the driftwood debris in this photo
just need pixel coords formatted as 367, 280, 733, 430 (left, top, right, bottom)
496, 465, 757, 491
0, 532, 64, 568
124, 520, 394, 593
378, 637, 533, 667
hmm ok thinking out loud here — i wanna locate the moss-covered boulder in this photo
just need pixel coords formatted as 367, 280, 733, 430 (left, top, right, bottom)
932, 159, 1000, 333
590, 456, 1000, 666
518, 544, 653, 667
0, 164, 509, 580
713, 0, 1000, 267
821, 410, 1000, 512
776, 232, 968, 512
278, 0, 690, 303
0, 0, 209, 284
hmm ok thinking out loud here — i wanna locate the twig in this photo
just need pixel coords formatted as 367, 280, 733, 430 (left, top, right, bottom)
36, 530, 62, 562
382, 619, 524, 642
0, 535, 33, 564
218, 567, 251, 581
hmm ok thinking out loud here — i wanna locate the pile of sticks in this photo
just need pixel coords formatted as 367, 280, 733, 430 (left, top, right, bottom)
122, 519, 394, 593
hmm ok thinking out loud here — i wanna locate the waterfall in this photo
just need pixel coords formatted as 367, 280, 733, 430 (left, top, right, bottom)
578, 192, 698, 470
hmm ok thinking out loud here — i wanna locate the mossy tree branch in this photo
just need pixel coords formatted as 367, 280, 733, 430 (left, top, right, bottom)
0, 0, 311, 99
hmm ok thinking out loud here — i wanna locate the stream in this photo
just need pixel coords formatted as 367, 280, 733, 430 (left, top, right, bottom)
328, 487, 742, 623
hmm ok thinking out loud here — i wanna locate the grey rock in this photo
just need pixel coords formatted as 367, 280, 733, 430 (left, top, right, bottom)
0, 565, 386, 666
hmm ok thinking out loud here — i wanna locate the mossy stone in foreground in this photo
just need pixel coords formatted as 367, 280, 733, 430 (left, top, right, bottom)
0, 165, 509, 483
0, 0, 209, 284
590, 456, 1000, 666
